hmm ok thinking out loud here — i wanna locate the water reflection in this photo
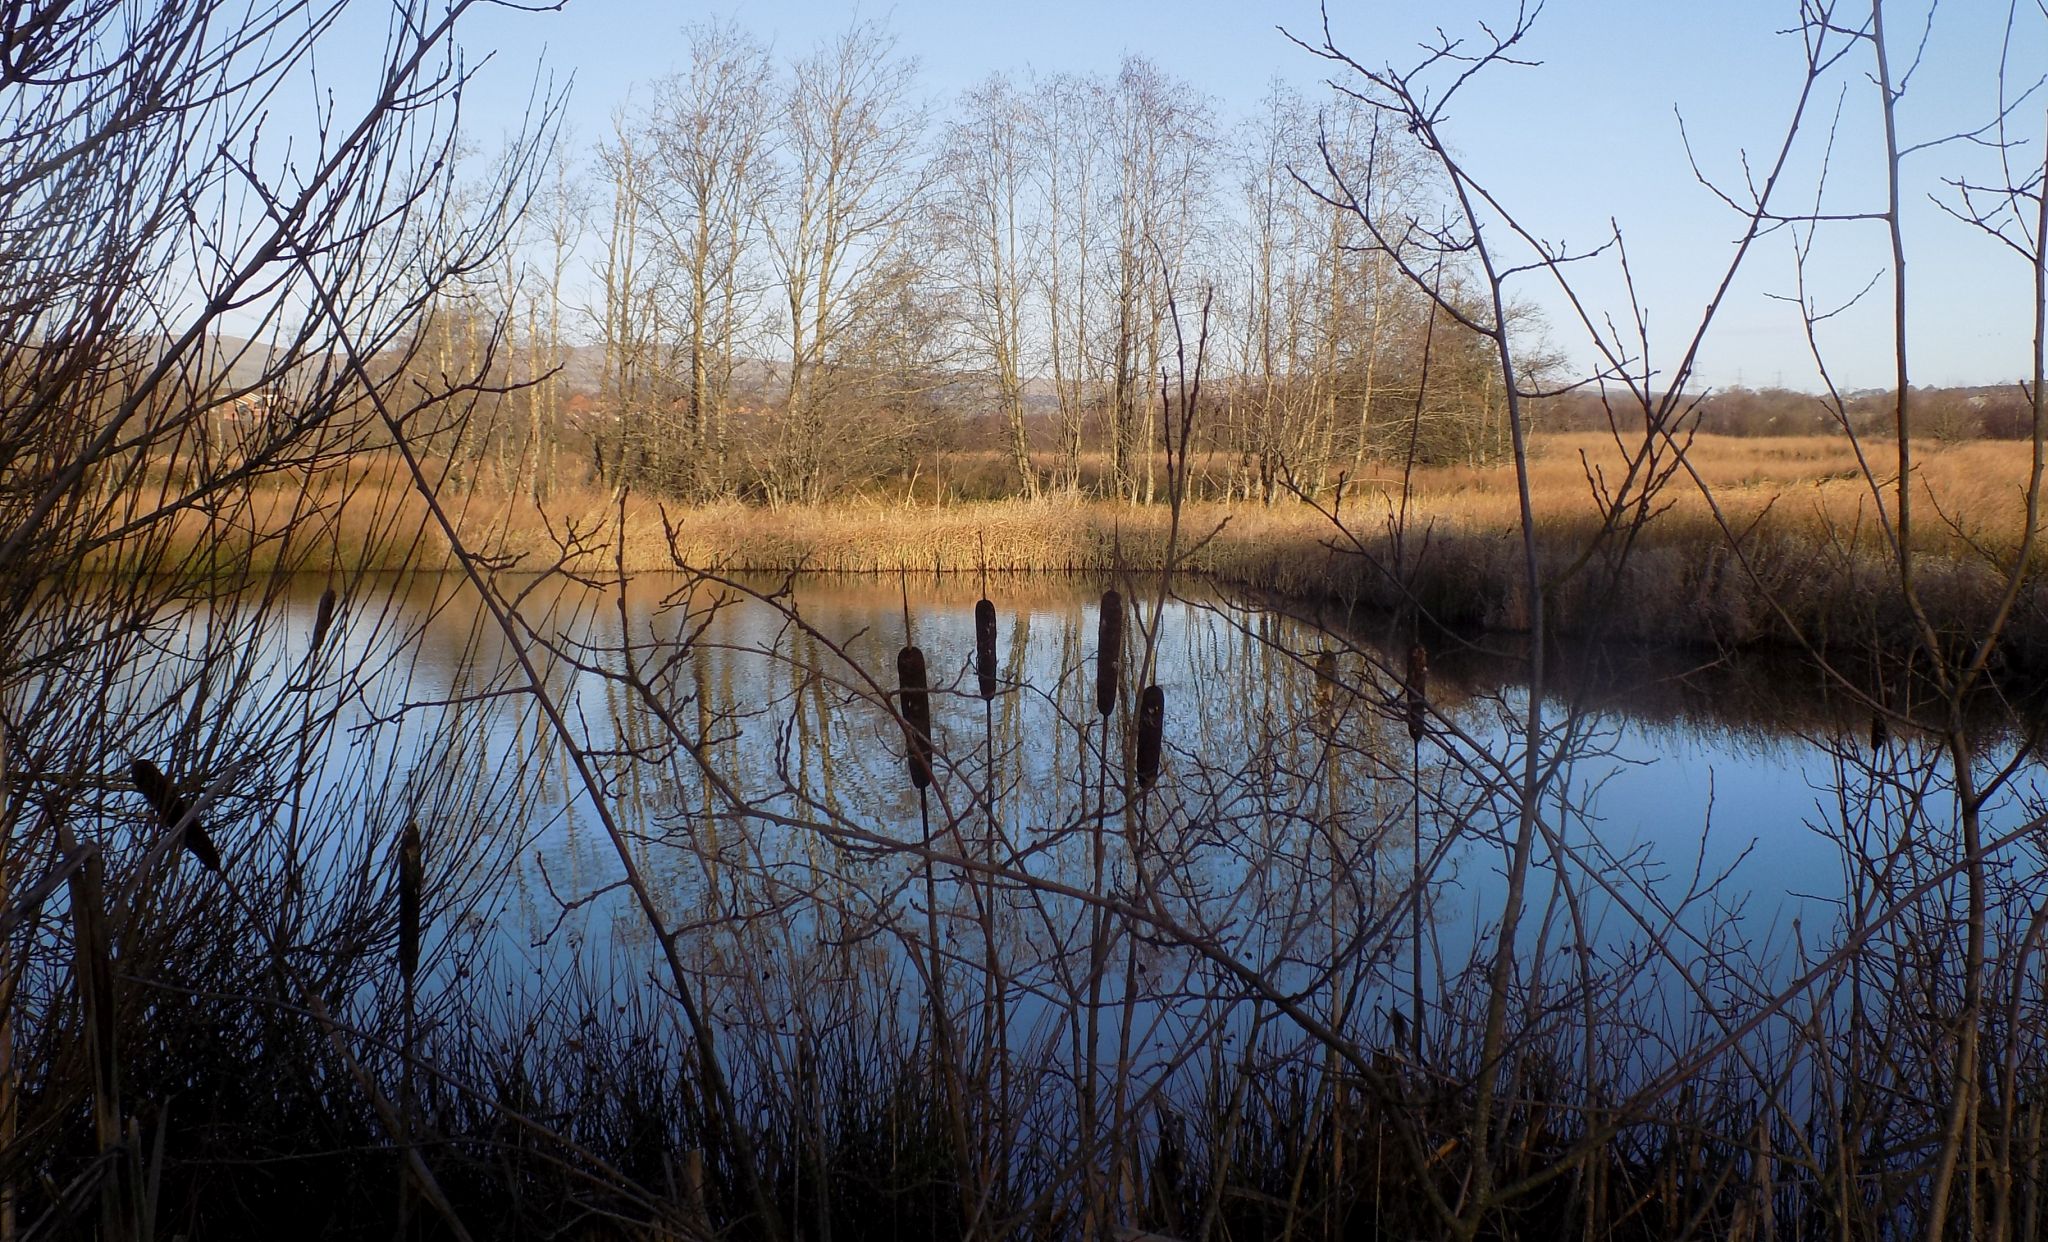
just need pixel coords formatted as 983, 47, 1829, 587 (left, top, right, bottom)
117, 571, 2046, 1098
20, 565, 2048, 1232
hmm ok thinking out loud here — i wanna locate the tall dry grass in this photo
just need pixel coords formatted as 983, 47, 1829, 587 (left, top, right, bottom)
118, 433, 2048, 682
140, 432, 2036, 568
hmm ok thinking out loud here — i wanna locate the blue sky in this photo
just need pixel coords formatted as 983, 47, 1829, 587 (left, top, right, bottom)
427, 1, 2044, 394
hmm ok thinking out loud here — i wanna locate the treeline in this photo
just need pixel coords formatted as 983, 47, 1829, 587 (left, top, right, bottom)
405, 18, 1524, 508
397, 18, 2032, 513
1535, 383, 2040, 440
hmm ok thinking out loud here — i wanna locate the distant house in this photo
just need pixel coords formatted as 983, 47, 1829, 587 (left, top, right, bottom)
207, 385, 287, 449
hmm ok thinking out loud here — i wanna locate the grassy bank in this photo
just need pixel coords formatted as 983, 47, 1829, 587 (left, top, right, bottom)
125, 432, 2048, 670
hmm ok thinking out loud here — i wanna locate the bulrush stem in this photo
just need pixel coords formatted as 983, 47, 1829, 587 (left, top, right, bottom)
973, 594, 1010, 1204
1406, 644, 1429, 1062
0, 718, 12, 1242
396, 821, 423, 1234
1083, 587, 1124, 1233
898, 641, 971, 1229
62, 831, 123, 1242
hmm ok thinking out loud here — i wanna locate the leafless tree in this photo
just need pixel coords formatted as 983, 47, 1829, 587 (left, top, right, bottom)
0, 0, 561, 1235
762, 21, 933, 504
1031, 71, 1106, 495
935, 73, 1043, 498
639, 20, 776, 499
1100, 57, 1212, 504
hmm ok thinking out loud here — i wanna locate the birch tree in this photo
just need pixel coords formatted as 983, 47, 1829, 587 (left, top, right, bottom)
763, 23, 931, 504
594, 110, 655, 490
935, 73, 1041, 497
642, 21, 775, 498
1101, 57, 1211, 504
1032, 72, 1104, 495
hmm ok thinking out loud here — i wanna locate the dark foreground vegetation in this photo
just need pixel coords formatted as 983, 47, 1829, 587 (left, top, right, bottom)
7, 1, 2048, 1240
12, 560, 2048, 1241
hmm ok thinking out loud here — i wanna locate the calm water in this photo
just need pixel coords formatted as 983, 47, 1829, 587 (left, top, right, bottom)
115, 571, 2048, 1085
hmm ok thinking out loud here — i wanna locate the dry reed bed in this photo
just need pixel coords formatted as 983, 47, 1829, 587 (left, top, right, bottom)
117, 435, 2048, 671
639, 441, 2048, 672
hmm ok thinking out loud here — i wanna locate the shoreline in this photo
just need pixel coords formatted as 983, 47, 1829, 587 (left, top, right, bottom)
91, 432, 2048, 676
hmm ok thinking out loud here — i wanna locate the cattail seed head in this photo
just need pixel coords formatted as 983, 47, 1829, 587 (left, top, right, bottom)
309, 585, 338, 656
1096, 590, 1124, 718
131, 757, 220, 872
975, 599, 998, 701
897, 646, 934, 790
1135, 685, 1165, 789
1405, 644, 1429, 743
398, 821, 423, 985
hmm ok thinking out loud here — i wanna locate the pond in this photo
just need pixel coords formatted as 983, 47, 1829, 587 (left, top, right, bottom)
116, 568, 2040, 1100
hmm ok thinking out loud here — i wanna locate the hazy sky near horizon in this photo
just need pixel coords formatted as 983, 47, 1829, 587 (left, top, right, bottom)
418, 0, 2045, 394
